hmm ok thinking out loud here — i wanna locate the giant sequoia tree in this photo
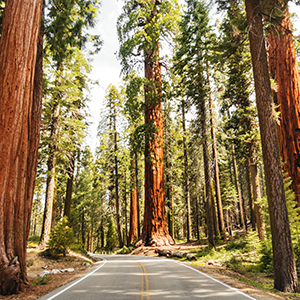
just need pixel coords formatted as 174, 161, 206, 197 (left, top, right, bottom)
0, 0, 43, 294
266, 5, 300, 206
118, 0, 179, 246
245, 0, 298, 292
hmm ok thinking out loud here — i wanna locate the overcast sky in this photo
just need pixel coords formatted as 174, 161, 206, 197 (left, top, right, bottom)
85, 0, 300, 153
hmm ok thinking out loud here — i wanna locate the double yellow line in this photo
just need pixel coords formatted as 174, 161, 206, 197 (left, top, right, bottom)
136, 261, 150, 300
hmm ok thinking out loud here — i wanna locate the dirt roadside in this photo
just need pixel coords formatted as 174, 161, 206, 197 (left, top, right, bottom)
0, 245, 299, 300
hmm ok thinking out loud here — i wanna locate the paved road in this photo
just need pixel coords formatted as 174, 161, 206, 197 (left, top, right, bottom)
38, 254, 257, 300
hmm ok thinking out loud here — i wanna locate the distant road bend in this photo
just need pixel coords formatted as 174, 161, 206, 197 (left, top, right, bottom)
38, 254, 257, 300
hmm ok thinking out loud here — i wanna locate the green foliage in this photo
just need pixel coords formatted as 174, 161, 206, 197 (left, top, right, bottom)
105, 218, 118, 251
225, 240, 246, 251
27, 259, 35, 267
47, 216, 74, 256
258, 240, 273, 273
242, 230, 260, 253
70, 243, 88, 256
32, 275, 51, 286
117, 0, 181, 74
117, 246, 131, 254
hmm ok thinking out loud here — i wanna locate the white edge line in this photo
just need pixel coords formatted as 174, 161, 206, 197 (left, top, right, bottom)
173, 260, 257, 300
44, 258, 107, 300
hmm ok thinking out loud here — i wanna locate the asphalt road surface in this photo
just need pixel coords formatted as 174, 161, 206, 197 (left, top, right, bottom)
38, 254, 257, 300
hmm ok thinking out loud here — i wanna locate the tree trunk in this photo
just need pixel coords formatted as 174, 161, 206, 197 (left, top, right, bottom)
135, 152, 140, 238
0, 0, 43, 294
113, 110, 123, 248
137, 18, 173, 246
249, 143, 265, 240
182, 102, 192, 241
124, 171, 128, 246
200, 100, 214, 247
231, 145, 245, 230
129, 155, 138, 245
267, 10, 300, 207
40, 102, 61, 246
209, 91, 226, 242
245, 159, 256, 230
81, 208, 85, 247
63, 152, 75, 220
245, 0, 298, 292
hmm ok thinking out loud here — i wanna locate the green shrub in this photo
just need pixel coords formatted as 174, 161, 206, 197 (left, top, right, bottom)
225, 241, 247, 251
32, 275, 51, 286
243, 230, 260, 253
117, 246, 130, 254
105, 218, 118, 251
70, 243, 88, 256
258, 240, 273, 273
225, 255, 245, 273
46, 216, 74, 256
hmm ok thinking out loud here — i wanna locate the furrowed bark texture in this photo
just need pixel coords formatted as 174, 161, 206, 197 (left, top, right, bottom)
245, 0, 298, 292
267, 11, 300, 206
0, 0, 42, 295
137, 45, 173, 247
129, 157, 138, 245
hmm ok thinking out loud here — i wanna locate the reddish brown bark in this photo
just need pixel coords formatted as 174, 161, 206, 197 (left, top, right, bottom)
0, 0, 43, 294
136, 1, 173, 247
129, 157, 138, 244
267, 10, 300, 206
245, 0, 298, 292
137, 56, 173, 247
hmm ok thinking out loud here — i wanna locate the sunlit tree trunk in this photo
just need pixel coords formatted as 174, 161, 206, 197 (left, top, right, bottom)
137, 21, 173, 246
249, 143, 265, 240
245, 0, 298, 292
199, 99, 214, 246
129, 155, 138, 244
182, 102, 192, 241
40, 102, 60, 245
267, 10, 300, 206
0, 0, 43, 294
209, 91, 226, 242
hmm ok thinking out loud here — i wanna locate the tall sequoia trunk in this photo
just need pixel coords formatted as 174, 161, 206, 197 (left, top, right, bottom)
245, 0, 298, 292
135, 153, 140, 237
129, 155, 138, 245
209, 91, 226, 242
182, 102, 192, 241
136, 10, 173, 246
0, 0, 43, 294
267, 10, 300, 206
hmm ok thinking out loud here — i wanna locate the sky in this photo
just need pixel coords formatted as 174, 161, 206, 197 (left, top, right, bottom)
85, 0, 300, 153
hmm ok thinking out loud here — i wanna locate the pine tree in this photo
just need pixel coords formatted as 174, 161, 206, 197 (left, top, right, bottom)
173, 0, 216, 246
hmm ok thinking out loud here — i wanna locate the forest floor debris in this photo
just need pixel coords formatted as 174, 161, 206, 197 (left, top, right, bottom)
0, 249, 97, 300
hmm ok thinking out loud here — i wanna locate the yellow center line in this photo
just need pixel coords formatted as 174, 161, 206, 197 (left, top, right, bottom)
139, 262, 150, 300
136, 262, 144, 300
134, 260, 150, 300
